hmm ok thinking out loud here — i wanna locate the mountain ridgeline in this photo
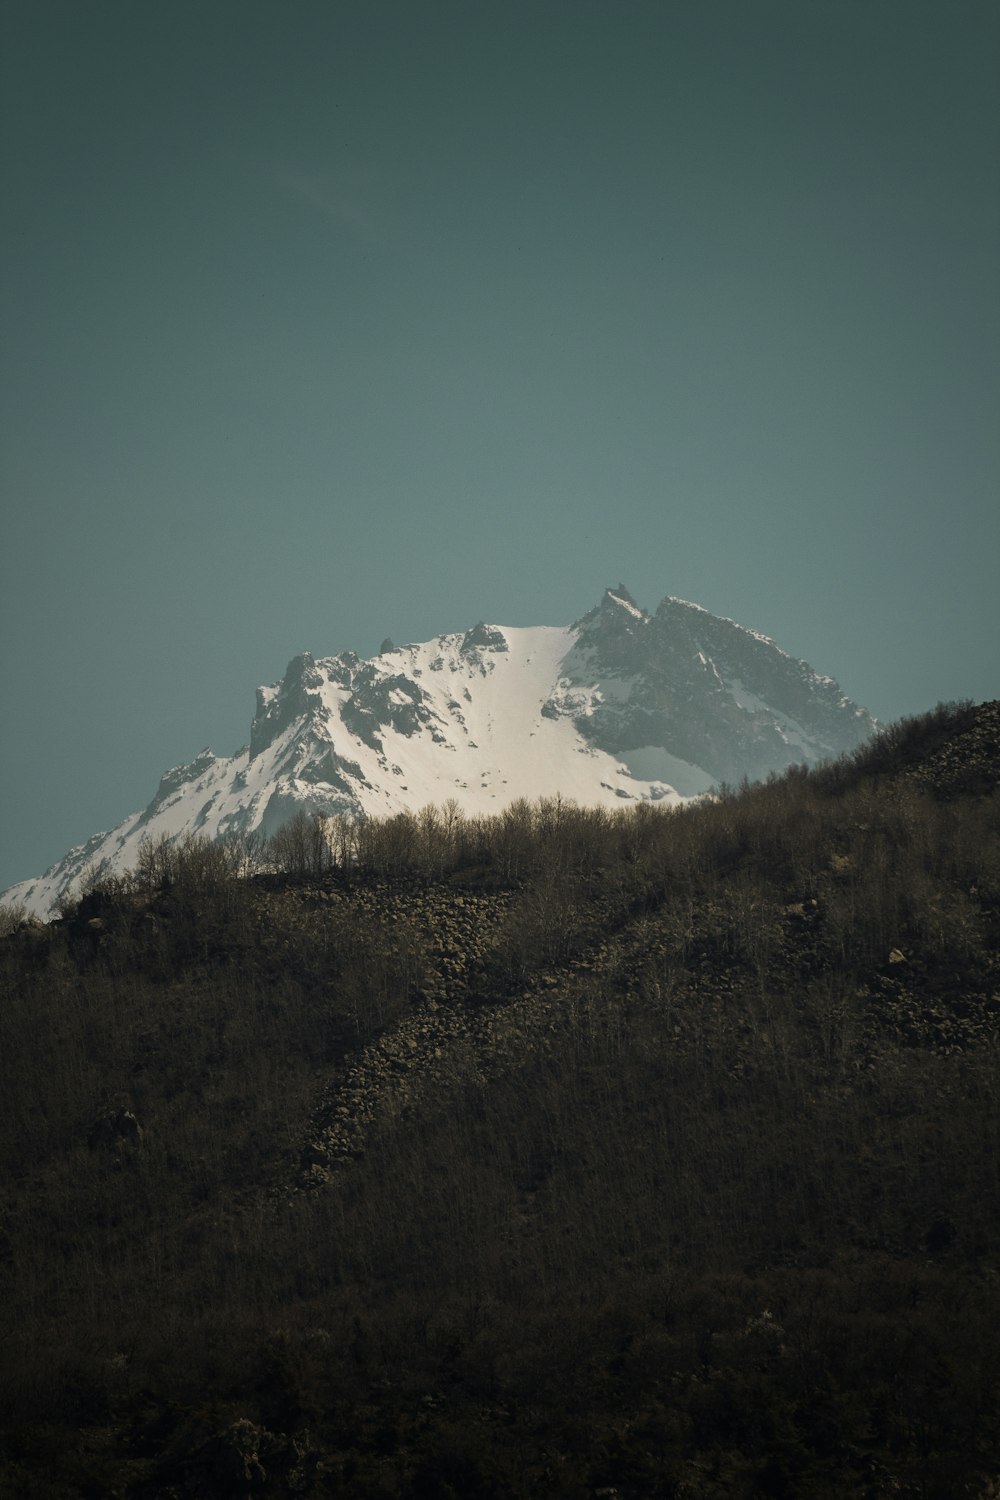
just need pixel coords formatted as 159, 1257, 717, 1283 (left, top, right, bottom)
4, 587, 874, 918
1, 699, 998, 1496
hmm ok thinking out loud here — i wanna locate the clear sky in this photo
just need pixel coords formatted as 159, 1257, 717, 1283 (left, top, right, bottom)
2, 0, 998, 892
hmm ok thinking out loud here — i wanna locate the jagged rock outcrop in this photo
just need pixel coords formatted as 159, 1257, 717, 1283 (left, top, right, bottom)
549, 588, 869, 785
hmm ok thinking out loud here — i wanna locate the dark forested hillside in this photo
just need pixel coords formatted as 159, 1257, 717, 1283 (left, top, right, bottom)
2, 702, 999, 1498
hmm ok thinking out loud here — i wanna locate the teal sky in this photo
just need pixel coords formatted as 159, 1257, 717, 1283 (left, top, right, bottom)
2, 0, 998, 891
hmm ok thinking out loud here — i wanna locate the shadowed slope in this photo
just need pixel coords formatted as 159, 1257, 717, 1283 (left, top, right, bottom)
1, 701, 996, 1497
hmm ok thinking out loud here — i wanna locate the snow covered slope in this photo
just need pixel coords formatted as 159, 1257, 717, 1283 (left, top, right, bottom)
2, 586, 875, 917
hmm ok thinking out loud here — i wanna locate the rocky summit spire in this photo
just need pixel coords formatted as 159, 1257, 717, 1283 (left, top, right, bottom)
605, 582, 638, 607
573, 584, 648, 633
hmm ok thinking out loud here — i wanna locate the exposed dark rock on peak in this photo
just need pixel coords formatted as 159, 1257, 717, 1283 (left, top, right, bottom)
250, 653, 326, 759
603, 583, 646, 614
557, 588, 873, 785
460, 623, 509, 655
148, 749, 219, 811
573, 584, 649, 633
342, 669, 444, 750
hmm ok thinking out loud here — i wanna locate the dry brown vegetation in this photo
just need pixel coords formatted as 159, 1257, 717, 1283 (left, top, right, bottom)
1, 701, 999, 1497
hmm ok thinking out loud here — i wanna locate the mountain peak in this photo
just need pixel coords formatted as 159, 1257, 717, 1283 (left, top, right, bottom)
573, 584, 650, 633
2, 591, 876, 918
606, 582, 635, 604
602, 584, 647, 618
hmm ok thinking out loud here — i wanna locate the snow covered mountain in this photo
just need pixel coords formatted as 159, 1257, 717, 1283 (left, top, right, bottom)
3, 587, 874, 917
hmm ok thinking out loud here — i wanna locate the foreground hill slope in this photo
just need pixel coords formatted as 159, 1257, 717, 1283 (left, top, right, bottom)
1, 701, 997, 1498
3, 586, 873, 918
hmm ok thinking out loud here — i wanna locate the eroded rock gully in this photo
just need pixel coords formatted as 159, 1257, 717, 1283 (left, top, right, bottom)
285, 881, 643, 1189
